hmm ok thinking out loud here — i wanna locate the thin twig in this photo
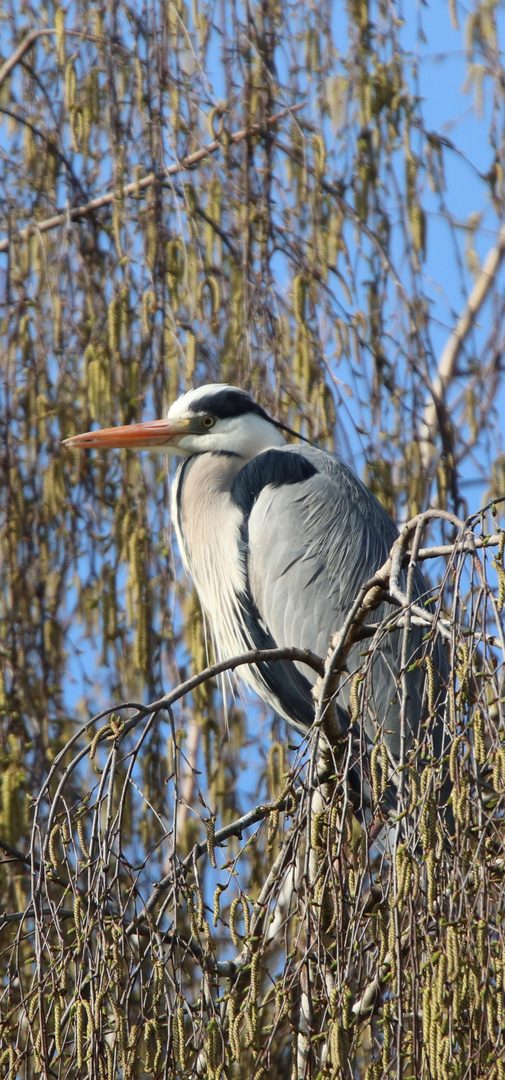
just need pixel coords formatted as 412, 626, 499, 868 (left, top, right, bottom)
127, 796, 293, 930
0, 102, 306, 253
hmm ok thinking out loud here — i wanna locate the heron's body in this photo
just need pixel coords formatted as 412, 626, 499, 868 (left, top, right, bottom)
65, 383, 449, 816
172, 432, 442, 752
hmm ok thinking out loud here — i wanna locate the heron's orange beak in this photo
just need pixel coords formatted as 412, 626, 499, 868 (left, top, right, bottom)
63, 417, 192, 451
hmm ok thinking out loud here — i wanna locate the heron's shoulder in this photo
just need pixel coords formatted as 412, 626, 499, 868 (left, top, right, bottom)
231, 442, 372, 516
230, 444, 361, 520
231, 446, 318, 517
265, 443, 375, 504
232, 443, 401, 543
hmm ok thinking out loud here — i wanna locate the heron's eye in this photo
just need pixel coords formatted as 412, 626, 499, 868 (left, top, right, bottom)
201, 415, 215, 429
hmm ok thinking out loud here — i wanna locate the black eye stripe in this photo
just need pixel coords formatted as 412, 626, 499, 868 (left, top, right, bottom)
189, 388, 269, 421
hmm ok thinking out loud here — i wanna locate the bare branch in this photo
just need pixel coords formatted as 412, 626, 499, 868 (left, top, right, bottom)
417, 533, 501, 559
0, 28, 55, 89
420, 220, 505, 474
0, 102, 306, 253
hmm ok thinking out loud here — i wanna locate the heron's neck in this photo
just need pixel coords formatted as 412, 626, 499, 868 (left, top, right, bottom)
171, 452, 248, 659
171, 451, 245, 574
175, 449, 245, 500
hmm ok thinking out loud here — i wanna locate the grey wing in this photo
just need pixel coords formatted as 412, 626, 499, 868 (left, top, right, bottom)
246, 445, 445, 761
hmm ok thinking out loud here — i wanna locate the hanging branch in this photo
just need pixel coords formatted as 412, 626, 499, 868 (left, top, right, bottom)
0, 102, 306, 254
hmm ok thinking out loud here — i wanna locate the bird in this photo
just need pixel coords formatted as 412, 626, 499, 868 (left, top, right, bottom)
65, 383, 449, 822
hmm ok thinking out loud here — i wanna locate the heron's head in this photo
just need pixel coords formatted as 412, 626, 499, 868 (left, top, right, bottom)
63, 384, 286, 459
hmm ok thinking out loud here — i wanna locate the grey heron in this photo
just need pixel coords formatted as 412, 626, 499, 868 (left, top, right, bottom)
65, 383, 449, 820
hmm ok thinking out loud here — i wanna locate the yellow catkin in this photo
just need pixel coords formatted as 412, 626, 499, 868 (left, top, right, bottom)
408, 766, 420, 814
267, 807, 279, 850
108, 296, 121, 355
24, 125, 36, 172
128, 527, 144, 598
449, 735, 460, 783
388, 909, 398, 985
143, 1020, 155, 1072
492, 531, 505, 612
141, 290, 156, 336
87, 68, 100, 122
143, 1019, 155, 1071
205, 1018, 220, 1074
447, 925, 460, 981
393, 844, 411, 906
476, 919, 486, 968
166, 238, 183, 299
267, 742, 285, 797
55, 7, 66, 65
381, 998, 392, 1071
313, 132, 326, 179
174, 1006, 185, 1070
370, 743, 381, 803
111, 201, 123, 256
486, 991, 496, 1036
33, 1032, 43, 1072
473, 709, 486, 765
244, 1001, 258, 1047
330, 1020, 348, 1069
153, 960, 164, 1003
454, 773, 470, 827
250, 950, 261, 1000
349, 673, 363, 725
54, 996, 62, 1055
48, 823, 60, 871
311, 808, 327, 851
420, 779, 436, 851
207, 275, 220, 319
145, 215, 157, 270
94, 988, 107, 1030
227, 995, 241, 1060
497, 966, 504, 1032
134, 57, 144, 111
380, 744, 388, 795
410, 203, 426, 257
207, 104, 225, 139
456, 642, 471, 700
187, 891, 199, 939
186, 330, 196, 382
229, 897, 242, 947
6, 1045, 16, 1077
293, 274, 306, 324
425, 654, 436, 716
426, 850, 436, 913
81, 101, 91, 154
64, 60, 76, 110
152, 1017, 163, 1074
75, 1000, 85, 1069
89, 723, 110, 761
493, 747, 505, 793
240, 894, 251, 938
213, 883, 225, 927
435, 952, 447, 1008
74, 895, 83, 939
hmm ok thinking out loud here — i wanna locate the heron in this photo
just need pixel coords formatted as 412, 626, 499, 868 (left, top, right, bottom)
65, 383, 449, 822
